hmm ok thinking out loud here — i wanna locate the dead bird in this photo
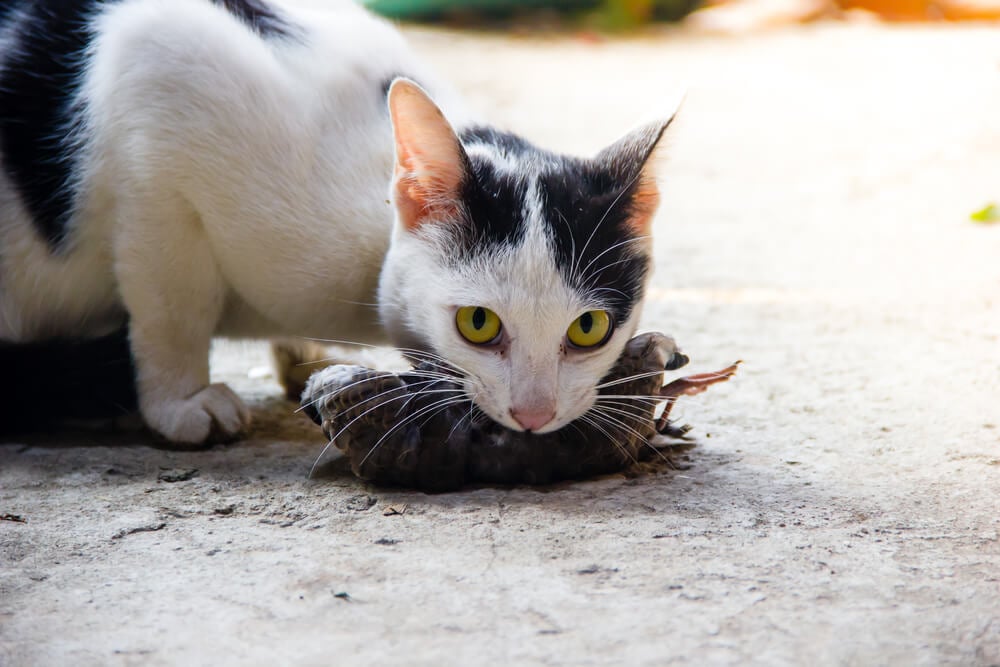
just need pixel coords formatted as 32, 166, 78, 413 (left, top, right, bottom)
302, 332, 738, 492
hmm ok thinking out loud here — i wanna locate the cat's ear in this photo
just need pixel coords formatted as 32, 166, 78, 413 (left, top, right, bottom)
387, 79, 469, 231
595, 108, 679, 235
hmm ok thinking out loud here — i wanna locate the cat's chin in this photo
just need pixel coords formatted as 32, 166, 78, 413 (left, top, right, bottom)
519, 422, 564, 435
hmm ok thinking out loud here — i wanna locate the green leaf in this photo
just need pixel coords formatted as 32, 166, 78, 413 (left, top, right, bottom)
970, 203, 999, 224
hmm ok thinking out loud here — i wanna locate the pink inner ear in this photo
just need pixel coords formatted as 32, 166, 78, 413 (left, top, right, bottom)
393, 153, 464, 231
393, 168, 429, 232
389, 81, 466, 231
627, 174, 660, 236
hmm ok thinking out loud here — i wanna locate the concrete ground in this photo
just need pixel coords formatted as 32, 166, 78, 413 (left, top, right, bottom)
2, 21, 999, 667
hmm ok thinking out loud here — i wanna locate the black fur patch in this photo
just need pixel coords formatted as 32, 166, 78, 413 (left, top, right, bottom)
0, 0, 106, 247
457, 168, 528, 253
538, 161, 651, 324
554, 119, 669, 322
454, 126, 653, 323
0, 326, 138, 433
212, 0, 296, 39
449, 126, 539, 256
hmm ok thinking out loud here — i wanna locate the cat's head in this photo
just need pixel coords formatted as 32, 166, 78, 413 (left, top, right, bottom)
378, 79, 675, 433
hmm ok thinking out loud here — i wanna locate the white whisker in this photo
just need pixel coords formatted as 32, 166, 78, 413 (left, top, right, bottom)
297, 374, 441, 414
299, 337, 471, 379
355, 394, 473, 470
594, 369, 665, 390
595, 395, 665, 403
577, 412, 637, 465
578, 235, 650, 285
309, 388, 426, 477
445, 394, 483, 442
573, 172, 642, 282
586, 407, 670, 466
308, 386, 464, 477
587, 405, 650, 442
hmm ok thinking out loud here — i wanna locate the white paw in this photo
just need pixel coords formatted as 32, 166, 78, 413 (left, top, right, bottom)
143, 383, 251, 446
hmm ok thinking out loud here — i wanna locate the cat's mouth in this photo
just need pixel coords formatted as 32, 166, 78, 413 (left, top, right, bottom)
401, 348, 589, 435
502, 407, 564, 434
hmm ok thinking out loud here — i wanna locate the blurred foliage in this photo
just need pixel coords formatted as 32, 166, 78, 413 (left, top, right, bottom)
363, 0, 700, 27
970, 203, 999, 224
590, 0, 701, 27
366, 0, 584, 17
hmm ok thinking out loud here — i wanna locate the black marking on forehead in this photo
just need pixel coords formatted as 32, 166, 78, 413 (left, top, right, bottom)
447, 126, 651, 322
448, 127, 533, 257
212, 0, 297, 39
537, 160, 651, 323
0, 0, 104, 248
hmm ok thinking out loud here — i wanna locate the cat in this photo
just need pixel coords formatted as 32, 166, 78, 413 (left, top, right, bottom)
0, 0, 675, 445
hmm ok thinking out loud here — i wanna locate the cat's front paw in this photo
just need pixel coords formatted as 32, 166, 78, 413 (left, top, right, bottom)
142, 383, 251, 446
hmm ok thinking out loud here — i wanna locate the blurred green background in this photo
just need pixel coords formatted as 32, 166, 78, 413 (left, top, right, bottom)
363, 0, 702, 28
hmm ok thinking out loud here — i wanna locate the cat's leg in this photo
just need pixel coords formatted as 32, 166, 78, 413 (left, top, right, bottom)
270, 338, 337, 401
115, 193, 251, 446
270, 340, 400, 401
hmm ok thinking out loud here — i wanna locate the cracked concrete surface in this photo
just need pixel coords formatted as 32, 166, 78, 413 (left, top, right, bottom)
2, 23, 999, 666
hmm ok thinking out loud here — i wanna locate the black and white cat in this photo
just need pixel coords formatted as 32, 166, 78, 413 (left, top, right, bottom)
0, 0, 674, 445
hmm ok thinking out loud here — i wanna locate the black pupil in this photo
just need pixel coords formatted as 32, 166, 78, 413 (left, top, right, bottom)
472, 308, 487, 330
580, 312, 594, 334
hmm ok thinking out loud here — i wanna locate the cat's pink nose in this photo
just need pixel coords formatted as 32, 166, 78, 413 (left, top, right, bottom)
510, 407, 556, 432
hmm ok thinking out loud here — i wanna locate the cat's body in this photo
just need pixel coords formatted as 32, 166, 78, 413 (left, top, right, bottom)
0, 0, 672, 445
1, 0, 456, 343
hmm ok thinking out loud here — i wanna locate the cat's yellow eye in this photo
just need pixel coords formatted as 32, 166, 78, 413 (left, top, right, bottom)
566, 310, 613, 348
456, 306, 502, 345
